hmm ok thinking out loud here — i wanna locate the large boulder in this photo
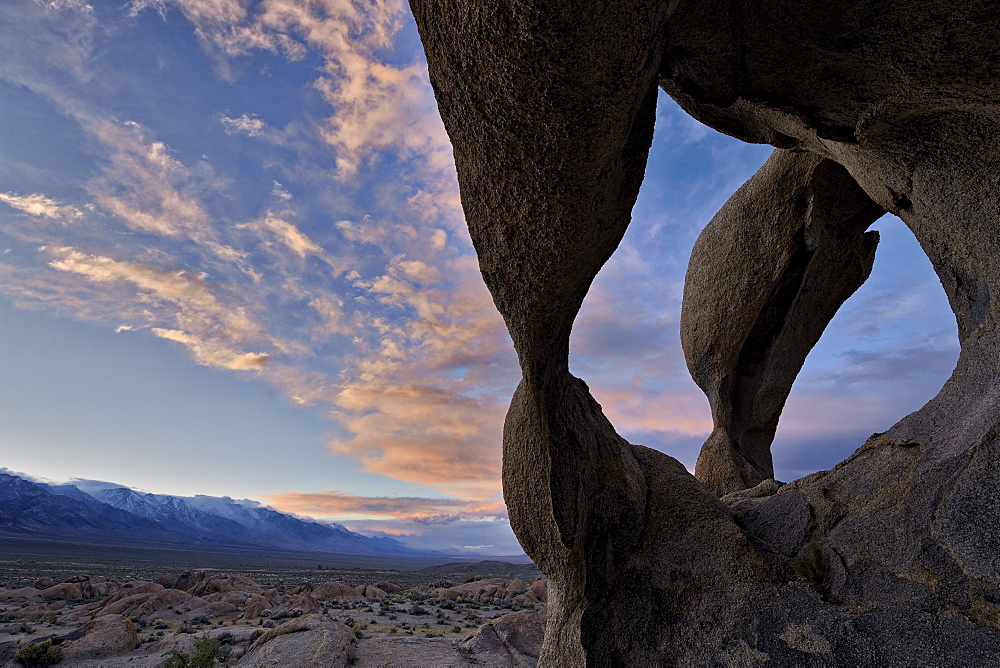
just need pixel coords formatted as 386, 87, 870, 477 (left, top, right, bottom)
461, 609, 547, 668
41, 582, 83, 601
189, 575, 261, 597
172, 570, 205, 592
373, 580, 404, 593
124, 588, 193, 621
356, 585, 386, 600
313, 581, 362, 602
236, 614, 355, 667
62, 613, 137, 661
443, 578, 511, 603
0, 587, 41, 602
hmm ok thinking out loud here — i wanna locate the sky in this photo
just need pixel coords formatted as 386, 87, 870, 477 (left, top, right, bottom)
0, 0, 960, 555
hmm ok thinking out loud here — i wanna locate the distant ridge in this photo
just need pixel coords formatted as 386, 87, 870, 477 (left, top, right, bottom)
0, 471, 440, 558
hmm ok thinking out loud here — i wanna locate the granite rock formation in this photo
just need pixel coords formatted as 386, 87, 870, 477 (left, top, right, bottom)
411, 0, 1000, 663
684, 150, 883, 495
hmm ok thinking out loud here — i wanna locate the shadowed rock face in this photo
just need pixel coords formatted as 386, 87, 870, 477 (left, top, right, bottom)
411, 0, 1000, 663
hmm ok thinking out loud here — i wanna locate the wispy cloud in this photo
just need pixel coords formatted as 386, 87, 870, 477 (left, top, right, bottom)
262, 489, 504, 521
220, 113, 267, 137
237, 213, 326, 261
131, 0, 450, 178
0, 192, 83, 223
86, 118, 246, 264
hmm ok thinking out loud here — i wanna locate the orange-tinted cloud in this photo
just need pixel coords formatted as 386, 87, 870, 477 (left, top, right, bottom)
263, 489, 507, 522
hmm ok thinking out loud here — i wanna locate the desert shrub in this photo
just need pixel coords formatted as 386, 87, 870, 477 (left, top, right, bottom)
458, 644, 477, 663
409, 604, 429, 616
793, 545, 839, 603
159, 649, 187, 668
439, 601, 456, 610
345, 647, 358, 666
159, 635, 222, 668
14, 640, 63, 667
452, 625, 462, 633
249, 629, 264, 642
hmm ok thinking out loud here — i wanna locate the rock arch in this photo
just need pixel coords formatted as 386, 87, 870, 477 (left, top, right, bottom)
411, 1, 1000, 663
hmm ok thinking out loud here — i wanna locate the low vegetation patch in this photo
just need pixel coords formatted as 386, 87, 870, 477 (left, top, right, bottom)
793, 545, 839, 603
14, 640, 63, 667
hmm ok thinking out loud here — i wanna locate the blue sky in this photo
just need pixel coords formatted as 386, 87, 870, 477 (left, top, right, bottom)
0, 0, 959, 555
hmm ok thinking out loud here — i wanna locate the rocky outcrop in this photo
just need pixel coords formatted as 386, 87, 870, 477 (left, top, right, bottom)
62, 614, 137, 661
236, 614, 355, 667
356, 585, 386, 599
441, 578, 513, 603
126, 588, 193, 621
412, 0, 1000, 663
683, 150, 883, 495
312, 581, 362, 602
171, 570, 204, 593
462, 608, 547, 668
38, 583, 80, 601
189, 574, 261, 597
373, 580, 404, 593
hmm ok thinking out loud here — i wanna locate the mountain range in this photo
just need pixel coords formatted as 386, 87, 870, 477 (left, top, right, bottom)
0, 471, 433, 557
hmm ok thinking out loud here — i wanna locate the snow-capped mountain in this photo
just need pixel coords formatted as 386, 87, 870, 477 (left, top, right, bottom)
0, 471, 433, 556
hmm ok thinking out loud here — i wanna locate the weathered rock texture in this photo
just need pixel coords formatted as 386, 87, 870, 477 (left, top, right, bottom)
462, 608, 548, 668
236, 614, 355, 667
411, 0, 1000, 663
684, 150, 883, 494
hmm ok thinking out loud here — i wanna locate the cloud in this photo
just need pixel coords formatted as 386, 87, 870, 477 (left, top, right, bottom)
45, 246, 275, 369
152, 327, 269, 370
264, 489, 519, 554
35, 0, 93, 10
220, 113, 267, 137
237, 213, 324, 260
261, 489, 504, 521
271, 181, 292, 201
132, 0, 451, 178
85, 118, 245, 264
0, 192, 83, 223
126, 0, 306, 63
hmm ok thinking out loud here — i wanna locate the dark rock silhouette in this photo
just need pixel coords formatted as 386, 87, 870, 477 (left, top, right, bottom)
411, 0, 1000, 663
